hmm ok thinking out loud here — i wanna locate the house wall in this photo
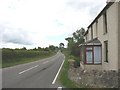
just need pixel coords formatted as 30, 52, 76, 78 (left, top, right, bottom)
85, 27, 93, 42
84, 3, 119, 71
87, 27, 92, 41
84, 65, 102, 71
118, 2, 120, 70
80, 61, 102, 71
98, 3, 118, 71
93, 23, 97, 39
84, 35, 88, 42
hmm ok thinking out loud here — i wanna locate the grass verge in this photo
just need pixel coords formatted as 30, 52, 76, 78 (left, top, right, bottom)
2, 52, 55, 68
0, 63, 1, 68
58, 51, 80, 88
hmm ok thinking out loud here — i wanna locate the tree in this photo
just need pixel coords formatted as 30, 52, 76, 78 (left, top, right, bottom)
38, 47, 41, 50
49, 45, 56, 51
44, 47, 49, 51
33, 47, 37, 50
38, 47, 42, 51
65, 28, 85, 57
21, 47, 26, 50
59, 43, 64, 48
59, 43, 64, 52
65, 37, 74, 48
72, 28, 85, 43
65, 37, 75, 54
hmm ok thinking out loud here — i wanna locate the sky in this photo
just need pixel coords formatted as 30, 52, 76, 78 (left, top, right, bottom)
0, 0, 107, 49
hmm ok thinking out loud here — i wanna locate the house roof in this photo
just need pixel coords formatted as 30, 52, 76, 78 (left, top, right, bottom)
79, 38, 102, 46
84, 38, 101, 44
87, 2, 114, 29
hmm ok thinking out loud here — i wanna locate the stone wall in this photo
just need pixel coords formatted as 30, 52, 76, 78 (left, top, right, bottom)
68, 62, 119, 88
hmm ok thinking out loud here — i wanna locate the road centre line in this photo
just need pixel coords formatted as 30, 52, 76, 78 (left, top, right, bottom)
19, 65, 39, 74
52, 56, 65, 84
57, 87, 62, 90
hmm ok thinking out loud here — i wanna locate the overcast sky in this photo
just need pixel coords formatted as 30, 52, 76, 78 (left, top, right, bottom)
0, 0, 106, 49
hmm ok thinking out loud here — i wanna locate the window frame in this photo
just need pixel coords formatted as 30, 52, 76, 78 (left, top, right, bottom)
84, 45, 102, 65
104, 41, 108, 62
103, 11, 108, 34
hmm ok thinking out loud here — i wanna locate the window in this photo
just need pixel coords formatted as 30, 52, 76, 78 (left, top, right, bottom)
86, 51, 93, 63
94, 46, 101, 64
104, 41, 108, 62
86, 47, 92, 50
85, 46, 101, 64
103, 12, 107, 34
85, 47, 93, 64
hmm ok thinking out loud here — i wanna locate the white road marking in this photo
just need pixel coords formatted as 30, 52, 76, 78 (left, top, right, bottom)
52, 56, 65, 84
19, 65, 39, 74
57, 87, 62, 90
0, 69, 2, 90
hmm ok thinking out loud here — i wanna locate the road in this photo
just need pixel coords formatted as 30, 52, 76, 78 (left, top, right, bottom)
2, 52, 65, 88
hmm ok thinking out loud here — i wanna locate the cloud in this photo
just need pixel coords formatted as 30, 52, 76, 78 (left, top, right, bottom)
66, 0, 93, 10
0, 0, 106, 48
66, 0, 106, 21
88, 2, 106, 18
66, 0, 106, 10
1, 25, 33, 45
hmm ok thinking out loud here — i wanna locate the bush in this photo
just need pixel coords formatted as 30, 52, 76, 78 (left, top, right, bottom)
68, 55, 80, 67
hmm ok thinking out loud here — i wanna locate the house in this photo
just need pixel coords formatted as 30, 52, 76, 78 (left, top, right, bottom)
80, 1, 120, 71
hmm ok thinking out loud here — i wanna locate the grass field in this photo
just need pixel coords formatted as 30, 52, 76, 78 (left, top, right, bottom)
2, 53, 55, 68
2, 49, 56, 68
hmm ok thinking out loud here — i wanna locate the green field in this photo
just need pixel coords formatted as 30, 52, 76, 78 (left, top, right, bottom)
2, 48, 56, 68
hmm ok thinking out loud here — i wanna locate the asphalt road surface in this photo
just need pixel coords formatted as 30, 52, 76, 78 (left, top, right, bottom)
2, 51, 65, 88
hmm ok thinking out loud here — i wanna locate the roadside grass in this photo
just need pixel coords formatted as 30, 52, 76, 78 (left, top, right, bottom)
0, 63, 1, 68
59, 50, 80, 89
2, 53, 55, 68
